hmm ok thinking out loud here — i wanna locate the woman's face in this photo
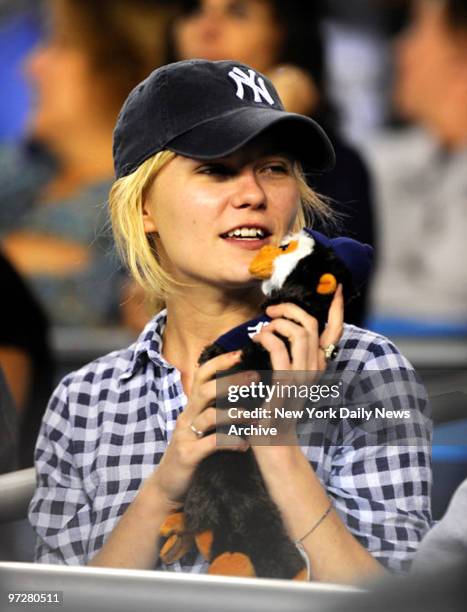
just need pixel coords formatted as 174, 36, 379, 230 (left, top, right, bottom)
143, 137, 300, 291
394, 0, 461, 122
24, 3, 102, 143
24, 39, 95, 142
173, 0, 284, 74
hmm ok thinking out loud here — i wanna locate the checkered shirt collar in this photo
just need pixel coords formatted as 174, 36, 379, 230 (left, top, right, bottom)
119, 309, 170, 381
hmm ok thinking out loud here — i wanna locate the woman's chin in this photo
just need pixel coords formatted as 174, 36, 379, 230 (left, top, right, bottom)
219, 273, 262, 292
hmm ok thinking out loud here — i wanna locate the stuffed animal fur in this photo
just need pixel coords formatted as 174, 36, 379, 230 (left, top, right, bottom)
158, 228, 372, 580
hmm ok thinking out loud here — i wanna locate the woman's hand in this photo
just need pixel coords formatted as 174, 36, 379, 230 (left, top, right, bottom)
245, 286, 383, 583
90, 351, 253, 570
146, 350, 249, 511
251, 284, 344, 372
249, 285, 344, 455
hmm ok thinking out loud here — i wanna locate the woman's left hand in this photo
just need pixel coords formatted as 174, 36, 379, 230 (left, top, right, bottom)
251, 284, 344, 372
249, 284, 343, 446
248, 285, 385, 583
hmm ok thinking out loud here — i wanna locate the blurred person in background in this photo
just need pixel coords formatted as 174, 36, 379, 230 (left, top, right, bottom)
363, 0, 467, 333
0, 0, 174, 327
0, 250, 53, 468
166, 0, 376, 327
411, 476, 467, 573
322, 0, 410, 144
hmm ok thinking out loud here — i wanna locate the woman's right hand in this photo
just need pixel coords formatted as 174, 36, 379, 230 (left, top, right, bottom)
145, 350, 249, 512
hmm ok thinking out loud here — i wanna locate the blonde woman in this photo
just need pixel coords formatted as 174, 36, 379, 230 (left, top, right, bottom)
28, 60, 432, 583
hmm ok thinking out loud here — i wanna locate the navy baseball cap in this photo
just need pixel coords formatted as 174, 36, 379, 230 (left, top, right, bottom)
113, 59, 336, 179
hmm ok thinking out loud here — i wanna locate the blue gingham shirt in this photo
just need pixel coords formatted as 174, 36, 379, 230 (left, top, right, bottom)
28, 311, 432, 573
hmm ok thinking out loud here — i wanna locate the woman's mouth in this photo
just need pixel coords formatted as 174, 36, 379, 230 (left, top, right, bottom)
220, 226, 272, 250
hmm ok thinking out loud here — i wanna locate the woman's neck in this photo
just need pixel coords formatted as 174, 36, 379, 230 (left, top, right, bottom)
162, 286, 262, 375
39, 124, 115, 202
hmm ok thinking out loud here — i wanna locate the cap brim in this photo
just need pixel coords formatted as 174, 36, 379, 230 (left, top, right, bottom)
165, 107, 336, 173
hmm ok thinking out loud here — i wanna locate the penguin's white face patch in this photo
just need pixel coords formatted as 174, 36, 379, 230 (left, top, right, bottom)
262, 231, 315, 295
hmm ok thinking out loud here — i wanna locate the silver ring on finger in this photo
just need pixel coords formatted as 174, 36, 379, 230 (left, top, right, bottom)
320, 343, 339, 362
190, 423, 204, 439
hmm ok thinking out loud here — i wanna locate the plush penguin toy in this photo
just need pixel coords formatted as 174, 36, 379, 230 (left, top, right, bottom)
158, 228, 373, 580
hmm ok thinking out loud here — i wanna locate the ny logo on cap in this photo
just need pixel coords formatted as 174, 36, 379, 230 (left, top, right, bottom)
228, 67, 275, 106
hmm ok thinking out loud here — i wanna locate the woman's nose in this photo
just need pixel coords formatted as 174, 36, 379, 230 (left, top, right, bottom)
230, 171, 267, 209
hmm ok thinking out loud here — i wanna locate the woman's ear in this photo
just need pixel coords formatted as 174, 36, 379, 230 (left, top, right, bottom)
142, 198, 157, 234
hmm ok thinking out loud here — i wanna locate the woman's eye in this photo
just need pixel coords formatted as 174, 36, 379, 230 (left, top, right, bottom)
182, 0, 202, 17
186, 0, 248, 19
198, 164, 233, 177
228, 0, 249, 18
263, 163, 289, 175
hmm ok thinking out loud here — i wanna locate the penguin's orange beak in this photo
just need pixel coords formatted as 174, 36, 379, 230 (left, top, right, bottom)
249, 240, 298, 279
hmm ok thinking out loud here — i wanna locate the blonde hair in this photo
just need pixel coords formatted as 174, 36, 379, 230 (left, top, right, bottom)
109, 150, 332, 312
